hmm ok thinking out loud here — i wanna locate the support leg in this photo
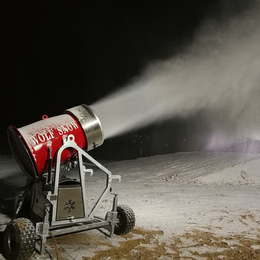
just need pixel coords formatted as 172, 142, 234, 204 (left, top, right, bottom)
36, 204, 50, 256
110, 194, 118, 237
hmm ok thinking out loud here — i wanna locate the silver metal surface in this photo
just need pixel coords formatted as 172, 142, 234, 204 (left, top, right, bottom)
65, 104, 104, 150
56, 185, 84, 220
49, 219, 110, 237
5, 103, 132, 258
26, 134, 121, 255
48, 134, 120, 227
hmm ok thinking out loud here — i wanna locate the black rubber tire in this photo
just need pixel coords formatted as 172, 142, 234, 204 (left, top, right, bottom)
114, 205, 135, 235
3, 218, 36, 260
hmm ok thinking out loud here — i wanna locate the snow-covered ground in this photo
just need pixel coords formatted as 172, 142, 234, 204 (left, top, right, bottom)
0, 152, 260, 259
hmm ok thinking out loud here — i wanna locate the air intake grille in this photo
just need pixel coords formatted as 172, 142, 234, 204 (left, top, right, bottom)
7, 126, 37, 180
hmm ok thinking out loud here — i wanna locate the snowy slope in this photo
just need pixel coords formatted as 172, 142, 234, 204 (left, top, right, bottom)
0, 152, 260, 259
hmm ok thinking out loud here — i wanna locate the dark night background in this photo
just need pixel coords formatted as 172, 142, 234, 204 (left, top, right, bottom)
0, 1, 250, 160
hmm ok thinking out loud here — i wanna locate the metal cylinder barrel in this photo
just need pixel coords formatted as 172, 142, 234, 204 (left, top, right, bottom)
7, 105, 103, 180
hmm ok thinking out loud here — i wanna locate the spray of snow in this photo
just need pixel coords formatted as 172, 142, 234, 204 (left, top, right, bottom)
92, 4, 260, 150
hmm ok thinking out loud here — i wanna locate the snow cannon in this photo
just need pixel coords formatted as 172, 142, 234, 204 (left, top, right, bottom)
3, 104, 135, 260
7, 104, 103, 180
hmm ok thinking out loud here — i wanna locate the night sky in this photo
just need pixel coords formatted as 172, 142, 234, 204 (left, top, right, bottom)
0, 1, 250, 159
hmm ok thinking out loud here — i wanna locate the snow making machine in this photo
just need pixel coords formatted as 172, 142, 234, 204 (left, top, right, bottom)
3, 104, 135, 260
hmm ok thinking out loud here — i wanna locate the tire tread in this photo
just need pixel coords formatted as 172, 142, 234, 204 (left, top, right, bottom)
115, 204, 135, 235
4, 218, 36, 260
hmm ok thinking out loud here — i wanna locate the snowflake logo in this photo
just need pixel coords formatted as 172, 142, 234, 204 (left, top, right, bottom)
64, 199, 76, 213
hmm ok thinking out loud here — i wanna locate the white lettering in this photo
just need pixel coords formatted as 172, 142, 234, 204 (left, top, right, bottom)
57, 127, 63, 135
38, 133, 45, 142
43, 132, 50, 141
30, 130, 55, 147
60, 125, 69, 133
48, 129, 54, 139
30, 136, 39, 145
70, 121, 78, 129
57, 121, 78, 135
66, 123, 73, 131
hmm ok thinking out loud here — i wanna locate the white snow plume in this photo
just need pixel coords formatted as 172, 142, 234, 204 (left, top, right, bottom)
92, 4, 260, 151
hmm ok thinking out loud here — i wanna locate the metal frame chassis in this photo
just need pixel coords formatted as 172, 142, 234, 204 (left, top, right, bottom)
35, 134, 121, 255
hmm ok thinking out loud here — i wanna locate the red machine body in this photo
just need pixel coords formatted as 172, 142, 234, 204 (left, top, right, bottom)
7, 105, 103, 180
